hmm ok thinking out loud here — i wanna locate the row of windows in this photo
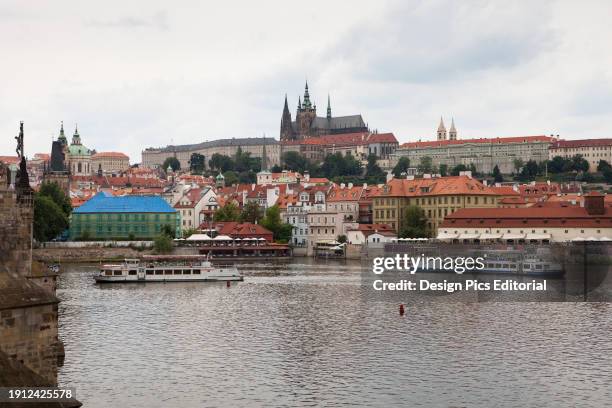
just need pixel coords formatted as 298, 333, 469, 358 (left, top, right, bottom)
76, 213, 174, 222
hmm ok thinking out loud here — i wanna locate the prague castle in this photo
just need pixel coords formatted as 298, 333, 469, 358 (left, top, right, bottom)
280, 82, 368, 141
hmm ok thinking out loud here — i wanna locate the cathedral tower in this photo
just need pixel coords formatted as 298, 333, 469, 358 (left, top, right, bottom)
449, 118, 457, 140
437, 117, 447, 141
295, 81, 317, 138
280, 94, 293, 141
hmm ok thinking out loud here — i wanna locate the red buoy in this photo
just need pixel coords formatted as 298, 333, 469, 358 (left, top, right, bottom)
399, 304, 405, 316
226, 280, 231, 288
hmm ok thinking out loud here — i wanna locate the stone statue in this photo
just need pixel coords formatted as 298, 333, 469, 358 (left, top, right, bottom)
15, 121, 24, 158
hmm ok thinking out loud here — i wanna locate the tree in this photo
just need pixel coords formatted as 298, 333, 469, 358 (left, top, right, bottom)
450, 164, 468, 176
337, 234, 347, 244
549, 156, 567, 173
603, 167, 612, 183
597, 160, 611, 172
182, 227, 198, 239
438, 163, 448, 177
240, 201, 262, 223
33, 195, 69, 242
162, 157, 181, 172
282, 151, 310, 173
189, 153, 205, 174
153, 234, 173, 254
392, 157, 410, 178
209, 153, 233, 172
161, 224, 176, 238
223, 171, 239, 186
214, 202, 240, 222
270, 164, 282, 173
261, 205, 292, 242
399, 205, 428, 238
517, 160, 539, 181
492, 165, 503, 183
571, 154, 589, 173
513, 158, 524, 174
417, 156, 433, 174
365, 154, 386, 184
39, 182, 71, 216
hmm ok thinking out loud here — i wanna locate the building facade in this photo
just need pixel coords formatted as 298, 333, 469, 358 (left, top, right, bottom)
142, 137, 280, 170
280, 82, 368, 141
92, 152, 130, 174
391, 135, 554, 175
372, 176, 501, 235
549, 138, 612, 173
70, 192, 180, 240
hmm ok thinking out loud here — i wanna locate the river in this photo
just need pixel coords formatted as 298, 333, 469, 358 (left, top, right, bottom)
57, 259, 612, 407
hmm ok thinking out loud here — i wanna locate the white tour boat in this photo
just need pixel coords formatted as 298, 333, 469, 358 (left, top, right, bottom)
95, 255, 243, 283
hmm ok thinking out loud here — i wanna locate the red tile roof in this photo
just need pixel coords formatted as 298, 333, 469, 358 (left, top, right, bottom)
374, 176, 499, 197
550, 138, 612, 149
400, 135, 554, 149
327, 186, 364, 202
92, 152, 129, 159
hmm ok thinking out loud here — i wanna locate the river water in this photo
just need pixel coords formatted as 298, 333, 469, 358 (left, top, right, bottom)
58, 259, 612, 407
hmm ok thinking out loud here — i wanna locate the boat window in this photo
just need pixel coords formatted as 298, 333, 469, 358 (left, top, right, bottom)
193, 270, 201, 275
104, 270, 112, 276
128, 270, 137, 275
183, 270, 191, 274
535, 264, 542, 269
113, 271, 122, 276
146, 270, 154, 275
155, 270, 163, 275
524, 264, 531, 269
174, 270, 182, 275
164, 270, 172, 275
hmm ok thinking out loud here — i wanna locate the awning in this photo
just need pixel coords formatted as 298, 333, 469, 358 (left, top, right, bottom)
479, 233, 502, 240
526, 233, 551, 240
458, 233, 480, 239
502, 233, 525, 240
213, 235, 233, 241
186, 234, 211, 241
436, 232, 458, 240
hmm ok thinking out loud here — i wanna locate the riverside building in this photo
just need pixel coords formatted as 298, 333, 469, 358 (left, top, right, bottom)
69, 192, 180, 240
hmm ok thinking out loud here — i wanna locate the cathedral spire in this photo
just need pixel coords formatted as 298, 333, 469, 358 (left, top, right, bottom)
302, 80, 312, 108
437, 116, 447, 141
326, 94, 332, 119
449, 118, 457, 140
261, 133, 268, 171
72, 124, 81, 145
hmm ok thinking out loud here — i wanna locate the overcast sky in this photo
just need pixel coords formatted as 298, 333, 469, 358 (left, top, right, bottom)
1, 0, 611, 163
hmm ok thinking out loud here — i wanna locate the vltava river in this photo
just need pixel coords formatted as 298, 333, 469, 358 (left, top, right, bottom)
58, 259, 612, 407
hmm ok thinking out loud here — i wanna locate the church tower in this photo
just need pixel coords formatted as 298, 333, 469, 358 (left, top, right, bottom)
437, 117, 447, 141
295, 81, 317, 139
280, 94, 294, 141
326, 94, 332, 119
449, 118, 457, 140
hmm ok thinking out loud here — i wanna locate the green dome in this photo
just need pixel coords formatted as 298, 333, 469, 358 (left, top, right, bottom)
68, 144, 91, 156
216, 173, 225, 180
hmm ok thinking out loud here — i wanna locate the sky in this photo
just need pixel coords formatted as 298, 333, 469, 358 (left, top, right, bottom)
1, 0, 612, 163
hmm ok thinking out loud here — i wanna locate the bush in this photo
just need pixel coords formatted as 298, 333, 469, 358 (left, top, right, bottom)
153, 234, 173, 254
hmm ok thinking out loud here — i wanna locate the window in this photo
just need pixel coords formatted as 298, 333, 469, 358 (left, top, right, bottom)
128, 270, 137, 275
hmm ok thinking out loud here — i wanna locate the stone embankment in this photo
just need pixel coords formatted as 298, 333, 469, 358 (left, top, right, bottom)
33, 247, 153, 263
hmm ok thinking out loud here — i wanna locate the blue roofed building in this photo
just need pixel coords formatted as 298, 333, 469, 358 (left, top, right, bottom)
69, 192, 180, 240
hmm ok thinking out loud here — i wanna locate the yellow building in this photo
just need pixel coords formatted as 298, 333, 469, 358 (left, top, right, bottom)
372, 175, 501, 235
549, 138, 612, 173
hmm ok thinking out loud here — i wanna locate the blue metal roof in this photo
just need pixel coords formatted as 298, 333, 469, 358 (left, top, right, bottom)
74, 192, 176, 213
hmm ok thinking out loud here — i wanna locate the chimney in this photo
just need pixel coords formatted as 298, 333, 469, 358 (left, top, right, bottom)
348, 182, 353, 188
584, 192, 605, 215
340, 183, 345, 189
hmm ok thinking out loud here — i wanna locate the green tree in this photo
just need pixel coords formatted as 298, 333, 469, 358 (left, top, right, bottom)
337, 234, 347, 244
209, 153, 234, 172
153, 234, 173, 254
189, 153, 205, 174
572, 154, 589, 173
33, 195, 69, 242
240, 201, 262, 223
182, 227, 198, 239
513, 158, 524, 174
261, 205, 292, 242
548, 156, 567, 173
450, 164, 468, 176
214, 202, 241, 222
518, 160, 539, 181
39, 182, 71, 216
282, 151, 310, 173
365, 154, 386, 184
438, 163, 448, 177
392, 157, 410, 178
417, 156, 433, 174
270, 164, 282, 173
597, 160, 611, 172
399, 205, 428, 238
492, 165, 503, 183
162, 157, 181, 172
223, 171, 239, 186
161, 224, 176, 238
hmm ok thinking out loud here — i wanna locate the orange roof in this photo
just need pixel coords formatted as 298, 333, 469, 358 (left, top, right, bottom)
0, 155, 19, 164
400, 135, 553, 149
551, 138, 612, 149
489, 186, 520, 196
327, 186, 364, 202
373, 176, 499, 198
354, 223, 396, 236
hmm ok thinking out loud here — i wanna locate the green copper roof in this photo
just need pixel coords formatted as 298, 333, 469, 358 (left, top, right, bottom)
68, 144, 91, 156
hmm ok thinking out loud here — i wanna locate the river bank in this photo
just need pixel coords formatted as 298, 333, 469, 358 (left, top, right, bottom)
33, 247, 153, 263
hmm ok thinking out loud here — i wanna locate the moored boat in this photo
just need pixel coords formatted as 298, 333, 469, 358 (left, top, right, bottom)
95, 255, 243, 283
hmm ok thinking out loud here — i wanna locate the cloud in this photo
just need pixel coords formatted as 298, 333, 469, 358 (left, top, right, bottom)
88, 11, 168, 30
